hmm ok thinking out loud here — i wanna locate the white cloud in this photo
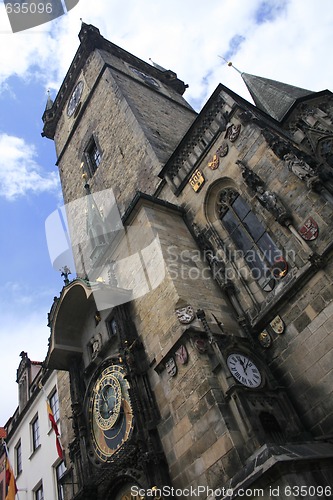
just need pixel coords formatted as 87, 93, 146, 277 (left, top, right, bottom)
1, 0, 333, 108
215, 0, 333, 102
0, 133, 59, 200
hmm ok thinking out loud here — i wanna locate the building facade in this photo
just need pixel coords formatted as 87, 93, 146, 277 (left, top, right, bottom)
4, 353, 68, 500
43, 24, 333, 499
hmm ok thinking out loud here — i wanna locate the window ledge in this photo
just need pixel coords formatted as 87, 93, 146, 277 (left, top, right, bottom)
29, 444, 41, 460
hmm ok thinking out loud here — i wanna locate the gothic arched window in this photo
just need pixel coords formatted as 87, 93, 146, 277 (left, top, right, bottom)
217, 188, 283, 291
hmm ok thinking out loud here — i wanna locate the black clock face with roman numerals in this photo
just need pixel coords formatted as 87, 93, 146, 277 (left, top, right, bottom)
67, 80, 84, 117
227, 353, 262, 388
88, 364, 134, 462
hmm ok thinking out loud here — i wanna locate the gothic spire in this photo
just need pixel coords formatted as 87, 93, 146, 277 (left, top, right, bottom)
45, 90, 54, 111
241, 73, 314, 121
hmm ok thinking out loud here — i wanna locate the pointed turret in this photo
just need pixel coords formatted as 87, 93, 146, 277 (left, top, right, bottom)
241, 73, 314, 121
45, 90, 54, 111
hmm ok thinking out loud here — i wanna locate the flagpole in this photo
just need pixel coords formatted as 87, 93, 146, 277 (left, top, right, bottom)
3, 441, 20, 500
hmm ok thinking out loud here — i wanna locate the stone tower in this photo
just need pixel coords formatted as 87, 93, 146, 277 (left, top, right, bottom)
42, 22, 196, 279
44, 24, 333, 499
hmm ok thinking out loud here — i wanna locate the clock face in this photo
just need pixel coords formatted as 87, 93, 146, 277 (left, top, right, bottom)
227, 353, 262, 388
129, 66, 159, 88
67, 80, 84, 117
88, 364, 134, 462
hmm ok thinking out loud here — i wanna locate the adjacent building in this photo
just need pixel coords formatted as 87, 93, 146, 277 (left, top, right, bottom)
4, 353, 69, 500
42, 23, 333, 499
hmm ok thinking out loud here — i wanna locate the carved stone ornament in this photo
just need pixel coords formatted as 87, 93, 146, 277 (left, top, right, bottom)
237, 160, 291, 226
175, 344, 188, 365
189, 169, 205, 192
298, 217, 319, 241
256, 186, 291, 226
283, 153, 321, 190
237, 160, 264, 192
89, 333, 102, 359
193, 337, 208, 354
225, 123, 241, 142
207, 254, 227, 288
269, 315, 285, 334
262, 129, 290, 159
216, 142, 229, 157
175, 305, 195, 324
192, 224, 214, 255
216, 187, 238, 218
258, 330, 272, 348
208, 154, 219, 170
94, 310, 101, 325
165, 357, 177, 377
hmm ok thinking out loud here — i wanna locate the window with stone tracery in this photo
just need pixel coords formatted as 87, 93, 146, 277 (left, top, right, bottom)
217, 188, 283, 291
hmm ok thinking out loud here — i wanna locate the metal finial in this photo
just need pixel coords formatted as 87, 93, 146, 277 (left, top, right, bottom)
60, 266, 71, 285
218, 55, 243, 75
149, 58, 167, 72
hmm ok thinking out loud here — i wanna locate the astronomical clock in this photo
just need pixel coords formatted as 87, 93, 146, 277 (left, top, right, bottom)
88, 363, 134, 462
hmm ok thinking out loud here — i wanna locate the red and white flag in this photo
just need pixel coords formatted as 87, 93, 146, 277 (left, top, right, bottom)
47, 402, 64, 460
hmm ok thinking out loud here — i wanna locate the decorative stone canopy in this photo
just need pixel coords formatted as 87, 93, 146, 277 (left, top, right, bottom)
46, 279, 131, 370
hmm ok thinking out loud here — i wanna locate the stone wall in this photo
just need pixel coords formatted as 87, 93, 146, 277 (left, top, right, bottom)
159, 88, 333, 448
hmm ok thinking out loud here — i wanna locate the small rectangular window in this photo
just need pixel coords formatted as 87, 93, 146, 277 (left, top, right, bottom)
84, 136, 102, 177
32, 416, 40, 451
55, 461, 66, 500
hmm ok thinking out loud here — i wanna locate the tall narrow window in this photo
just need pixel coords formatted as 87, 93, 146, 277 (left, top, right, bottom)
32, 416, 40, 451
217, 188, 283, 290
15, 441, 22, 475
84, 136, 102, 177
35, 485, 44, 500
55, 461, 66, 500
49, 390, 60, 422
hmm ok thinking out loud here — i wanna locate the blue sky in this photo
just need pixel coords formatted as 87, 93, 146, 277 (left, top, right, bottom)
1, 0, 333, 424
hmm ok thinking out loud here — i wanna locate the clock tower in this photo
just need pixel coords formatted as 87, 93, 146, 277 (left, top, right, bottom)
42, 22, 196, 279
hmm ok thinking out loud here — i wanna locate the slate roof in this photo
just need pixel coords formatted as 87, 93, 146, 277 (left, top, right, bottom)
241, 72, 314, 121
